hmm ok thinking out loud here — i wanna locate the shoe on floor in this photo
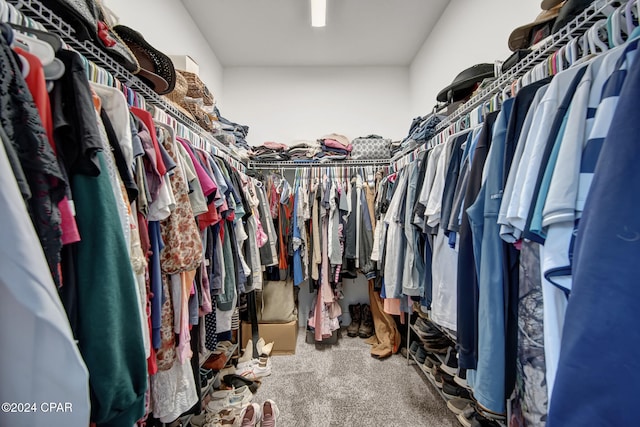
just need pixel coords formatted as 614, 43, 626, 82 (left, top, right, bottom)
412, 302, 430, 319
433, 369, 444, 388
223, 374, 260, 393
261, 342, 274, 357
456, 404, 477, 427
190, 413, 206, 427
422, 340, 451, 354
261, 399, 279, 427
236, 358, 258, 373
239, 403, 260, 427
227, 385, 253, 409
409, 341, 420, 356
205, 408, 237, 427
447, 397, 473, 415
400, 347, 409, 358
440, 346, 458, 376
238, 339, 253, 364
415, 346, 428, 364
358, 304, 374, 338
454, 368, 471, 390
205, 394, 231, 414
203, 352, 228, 371
442, 378, 471, 400
476, 403, 506, 422
347, 303, 362, 337
255, 338, 266, 355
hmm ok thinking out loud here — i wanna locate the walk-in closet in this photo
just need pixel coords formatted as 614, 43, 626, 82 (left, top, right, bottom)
1, 0, 638, 426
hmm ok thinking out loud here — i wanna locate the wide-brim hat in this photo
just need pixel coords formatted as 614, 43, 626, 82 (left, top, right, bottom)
436, 63, 495, 103
509, 2, 565, 51
541, 0, 564, 9
113, 25, 176, 95
552, 0, 596, 33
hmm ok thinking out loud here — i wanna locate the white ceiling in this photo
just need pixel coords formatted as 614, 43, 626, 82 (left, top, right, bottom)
181, 0, 451, 67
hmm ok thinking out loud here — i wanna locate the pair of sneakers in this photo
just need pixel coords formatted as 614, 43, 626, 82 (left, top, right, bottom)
206, 386, 254, 413
237, 338, 274, 379
240, 400, 279, 427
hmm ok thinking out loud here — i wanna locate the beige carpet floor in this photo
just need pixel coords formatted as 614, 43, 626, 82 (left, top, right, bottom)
252, 328, 459, 427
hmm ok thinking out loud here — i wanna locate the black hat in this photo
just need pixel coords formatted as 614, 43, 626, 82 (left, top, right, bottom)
113, 25, 176, 95
552, 0, 596, 33
436, 64, 495, 104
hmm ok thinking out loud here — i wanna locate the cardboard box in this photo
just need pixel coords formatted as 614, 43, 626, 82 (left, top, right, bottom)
169, 54, 199, 75
241, 320, 298, 355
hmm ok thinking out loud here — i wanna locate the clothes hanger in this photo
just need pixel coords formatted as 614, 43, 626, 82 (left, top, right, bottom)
611, 3, 629, 47
587, 20, 609, 55
0, 1, 8, 23
13, 32, 54, 65
626, 0, 638, 33
10, 24, 63, 52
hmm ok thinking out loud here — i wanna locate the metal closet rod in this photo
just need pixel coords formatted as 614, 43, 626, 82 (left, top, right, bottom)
247, 159, 391, 169
390, 0, 619, 164
7, 0, 243, 166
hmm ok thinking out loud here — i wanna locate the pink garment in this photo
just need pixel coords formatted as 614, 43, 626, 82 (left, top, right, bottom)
320, 217, 333, 305
59, 196, 80, 245
323, 138, 353, 152
255, 219, 268, 248
383, 298, 403, 316
176, 137, 217, 197
321, 133, 350, 147
173, 270, 196, 363
262, 141, 288, 150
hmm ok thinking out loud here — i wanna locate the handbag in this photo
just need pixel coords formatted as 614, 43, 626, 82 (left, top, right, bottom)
256, 280, 297, 324
350, 136, 391, 160
40, 0, 140, 72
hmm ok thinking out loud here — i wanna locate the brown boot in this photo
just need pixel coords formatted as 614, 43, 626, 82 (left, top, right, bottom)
347, 304, 361, 337
359, 304, 374, 338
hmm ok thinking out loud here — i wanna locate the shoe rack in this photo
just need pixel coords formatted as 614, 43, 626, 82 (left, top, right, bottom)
176, 343, 238, 427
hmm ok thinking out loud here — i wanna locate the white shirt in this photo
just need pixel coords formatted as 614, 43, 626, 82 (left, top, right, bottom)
504, 64, 588, 237
498, 84, 550, 242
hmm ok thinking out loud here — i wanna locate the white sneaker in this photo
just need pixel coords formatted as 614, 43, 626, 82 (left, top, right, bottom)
256, 338, 266, 355
251, 364, 272, 378
238, 339, 253, 364
261, 400, 279, 427
235, 358, 258, 372
227, 385, 253, 409
206, 396, 230, 414
239, 403, 261, 427
260, 342, 274, 357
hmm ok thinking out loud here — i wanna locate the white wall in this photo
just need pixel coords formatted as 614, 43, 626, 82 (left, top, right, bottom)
104, 0, 225, 105
222, 67, 411, 145
410, 0, 542, 115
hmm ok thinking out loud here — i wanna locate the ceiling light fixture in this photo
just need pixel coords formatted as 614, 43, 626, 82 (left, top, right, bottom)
311, 0, 326, 27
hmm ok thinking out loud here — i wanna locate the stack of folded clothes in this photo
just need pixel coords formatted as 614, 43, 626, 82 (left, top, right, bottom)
287, 141, 321, 161
400, 114, 444, 150
390, 140, 403, 156
316, 133, 352, 161
251, 142, 290, 161
212, 106, 252, 152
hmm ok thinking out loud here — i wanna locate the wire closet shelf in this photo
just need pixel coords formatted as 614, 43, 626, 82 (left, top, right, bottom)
247, 158, 391, 170
8, 0, 241, 164
391, 0, 620, 162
